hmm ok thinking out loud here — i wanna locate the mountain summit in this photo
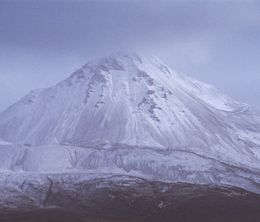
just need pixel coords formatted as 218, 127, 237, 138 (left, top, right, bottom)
0, 53, 252, 147
0, 53, 260, 194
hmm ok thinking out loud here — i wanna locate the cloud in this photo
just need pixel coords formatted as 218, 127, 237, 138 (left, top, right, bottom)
0, 0, 260, 110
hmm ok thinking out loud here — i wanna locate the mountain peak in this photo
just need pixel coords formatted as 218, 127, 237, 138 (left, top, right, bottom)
0, 54, 251, 151
0, 54, 260, 194
60, 52, 174, 92
83, 52, 143, 70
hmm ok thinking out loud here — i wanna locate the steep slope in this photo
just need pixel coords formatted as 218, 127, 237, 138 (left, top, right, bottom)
0, 53, 260, 193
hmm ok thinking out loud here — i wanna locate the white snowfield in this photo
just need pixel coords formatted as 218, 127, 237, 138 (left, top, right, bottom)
0, 53, 260, 197
0, 138, 11, 145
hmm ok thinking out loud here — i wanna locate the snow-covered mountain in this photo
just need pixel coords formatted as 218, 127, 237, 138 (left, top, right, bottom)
0, 53, 260, 197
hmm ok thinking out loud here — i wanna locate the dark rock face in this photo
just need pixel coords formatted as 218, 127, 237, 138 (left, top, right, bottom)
1, 176, 260, 222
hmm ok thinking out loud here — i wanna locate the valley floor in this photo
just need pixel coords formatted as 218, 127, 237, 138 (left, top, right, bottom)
0, 176, 260, 222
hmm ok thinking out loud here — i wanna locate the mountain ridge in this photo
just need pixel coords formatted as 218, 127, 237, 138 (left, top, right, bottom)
0, 53, 260, 193
0, 53, 249, 146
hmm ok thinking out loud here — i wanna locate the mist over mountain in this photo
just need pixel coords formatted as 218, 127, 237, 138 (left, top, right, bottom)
0, 53, 259, 196
1, 0, 260, 112
1, 0, 260, 220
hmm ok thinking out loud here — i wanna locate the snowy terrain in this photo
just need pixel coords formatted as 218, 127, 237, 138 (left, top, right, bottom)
0, 53, 260, 204
0, 138, 11, 145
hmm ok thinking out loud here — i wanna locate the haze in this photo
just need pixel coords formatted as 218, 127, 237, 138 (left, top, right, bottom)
0, 0, 260, 111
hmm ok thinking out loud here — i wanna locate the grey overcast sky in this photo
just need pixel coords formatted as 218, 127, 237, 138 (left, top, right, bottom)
0, 0, 260, 111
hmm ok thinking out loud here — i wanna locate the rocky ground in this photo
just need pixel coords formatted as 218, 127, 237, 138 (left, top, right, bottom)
0, 176, 260, 222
